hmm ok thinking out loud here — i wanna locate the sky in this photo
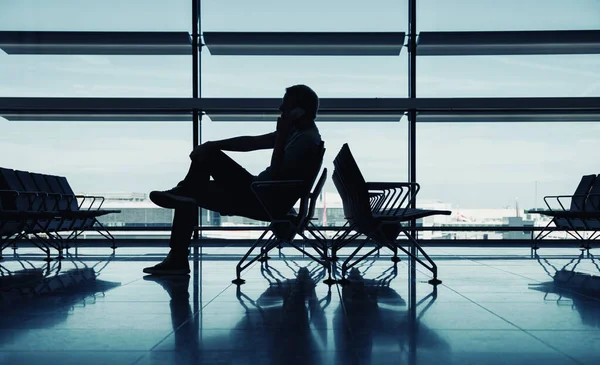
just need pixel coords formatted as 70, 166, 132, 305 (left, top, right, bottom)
0, 0, 600, 209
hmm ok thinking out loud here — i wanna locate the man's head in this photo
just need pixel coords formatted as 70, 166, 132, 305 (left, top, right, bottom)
280, 84, 319, 121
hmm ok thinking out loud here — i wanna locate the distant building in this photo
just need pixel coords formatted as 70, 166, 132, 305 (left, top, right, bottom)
92, 192, 542, 229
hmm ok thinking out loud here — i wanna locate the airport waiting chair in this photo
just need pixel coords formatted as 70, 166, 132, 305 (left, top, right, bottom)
0, 189, 31, 260
232, 143, 330, 285
331, 144, 451, 285
0, 168, 61, 260
0, 167, 120, 260
529, 174, 600, 251
45, 174, 119, 248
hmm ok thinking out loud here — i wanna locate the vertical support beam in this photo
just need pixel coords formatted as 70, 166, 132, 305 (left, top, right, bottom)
408, 1, 417, 256
407, 0, 418, 361
408, 0, 417, 199
192, 0, 201, 241
191, 0, 201, 326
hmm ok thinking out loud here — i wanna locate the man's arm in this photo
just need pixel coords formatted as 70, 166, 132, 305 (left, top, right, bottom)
208, 132, 276, 152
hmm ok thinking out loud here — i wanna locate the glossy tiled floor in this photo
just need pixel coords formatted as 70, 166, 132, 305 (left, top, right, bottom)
1, 245, 599, 365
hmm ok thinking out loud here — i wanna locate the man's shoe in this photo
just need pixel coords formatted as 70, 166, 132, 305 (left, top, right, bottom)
149, 187, 196, 209
143, 252, 190, 276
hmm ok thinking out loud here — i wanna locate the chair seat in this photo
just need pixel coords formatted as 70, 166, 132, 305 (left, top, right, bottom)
531, 210, 600, 219
374, 208, 452, 222
554, 217, 600, 230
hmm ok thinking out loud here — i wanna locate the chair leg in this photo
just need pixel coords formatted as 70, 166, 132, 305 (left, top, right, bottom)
93, 220, 118, 250
339, 240, 375, 282
391, 246, 401, 262
323, 261, 336, 286
258, 247, 270, 262
232, 229, 273, 285
397, 229, 442, 286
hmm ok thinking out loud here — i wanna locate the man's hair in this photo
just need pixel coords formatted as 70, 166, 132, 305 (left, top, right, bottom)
285, 84, 319, 119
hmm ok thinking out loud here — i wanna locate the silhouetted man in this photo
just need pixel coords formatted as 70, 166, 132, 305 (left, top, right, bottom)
144, 85, 323, 275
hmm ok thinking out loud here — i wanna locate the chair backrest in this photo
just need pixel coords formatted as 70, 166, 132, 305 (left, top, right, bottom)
306, 168, 328, 222
56, 176, 76, 195
45, 174, 78, 210
309, 141, 326, 190
333, 144, 373, 222
1, 168, 25, 191
0, 168, 23, 235
14, 170, 38, 192
571, 174, 596, 211
585, 175, 600, 211
15, 170, 57, 211
44, 174, 65, 194
31, 173, 53, 193
0, 168, 40, 211
0, 167, 12, 210
31, 173, 71, 211
293, 142, 326, 220
332, 170, 352, 219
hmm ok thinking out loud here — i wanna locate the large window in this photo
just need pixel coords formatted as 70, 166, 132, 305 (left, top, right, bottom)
2, 0, 599, 237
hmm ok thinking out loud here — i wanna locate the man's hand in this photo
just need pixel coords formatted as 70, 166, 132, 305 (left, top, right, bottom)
276, 115, 293, 135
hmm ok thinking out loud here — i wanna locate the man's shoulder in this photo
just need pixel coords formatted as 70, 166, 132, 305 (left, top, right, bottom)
288, 126, 320, 145
297, 125, 322, 142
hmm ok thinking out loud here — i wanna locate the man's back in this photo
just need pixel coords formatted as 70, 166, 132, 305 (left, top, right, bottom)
257, 124, 323, 182
256, 123, 323, 217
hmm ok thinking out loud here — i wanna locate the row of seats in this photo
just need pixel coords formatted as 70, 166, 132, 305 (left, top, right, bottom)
530, 174, 600, 244
0, 167, 120, 261
233, 143, 452, 285
237, 145, 600, 285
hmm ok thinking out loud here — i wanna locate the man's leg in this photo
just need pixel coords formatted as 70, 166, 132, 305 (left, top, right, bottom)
144, 148, 263, 275
150, 146, 254, 209
144, 184, 262, 275
143, 182, 255, 275
143, 206, 194, 275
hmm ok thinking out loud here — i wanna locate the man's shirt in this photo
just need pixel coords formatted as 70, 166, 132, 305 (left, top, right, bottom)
256, 124, 323, 182
254, 124, 323, 216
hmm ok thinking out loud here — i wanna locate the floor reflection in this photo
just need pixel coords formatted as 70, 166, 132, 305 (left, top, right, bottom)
530, 253, 600, 329
0, 254, 121, 336
230, 259, 450, 365
335, 265, 449, 365
234, 262, 331, 364
2, 248, 595, 364
143, 275, 199, 354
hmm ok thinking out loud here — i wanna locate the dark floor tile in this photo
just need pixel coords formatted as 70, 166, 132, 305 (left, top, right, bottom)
0, 351, 145, 365
0, 329, 170, 351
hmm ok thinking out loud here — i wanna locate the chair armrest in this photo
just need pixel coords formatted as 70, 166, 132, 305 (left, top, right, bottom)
0, 189, 49, 211
543, 194, 588, 212
0, 189, 19, 198
76, 195, 105, 210
251, 180, 306, 189
365, 182, 419, 190
68, 194, 105, 210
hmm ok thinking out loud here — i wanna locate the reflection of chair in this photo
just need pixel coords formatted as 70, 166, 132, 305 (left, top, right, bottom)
529, 174, 600, 251
232, 156, 330, 284
234, 265, 331, 365
331, 144, 451, 285
334, 266, 449, 365
530, 254, 600, 329
0, 256, 120, 339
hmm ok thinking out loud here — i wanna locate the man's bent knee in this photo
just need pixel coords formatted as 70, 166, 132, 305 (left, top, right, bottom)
190, 142, 221, 162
